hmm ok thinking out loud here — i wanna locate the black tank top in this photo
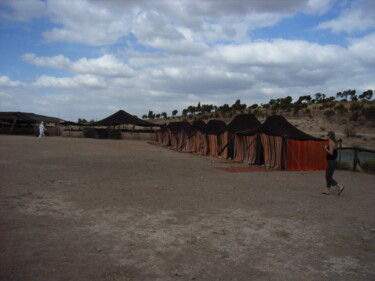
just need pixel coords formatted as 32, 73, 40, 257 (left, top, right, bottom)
326, 148, 337, 160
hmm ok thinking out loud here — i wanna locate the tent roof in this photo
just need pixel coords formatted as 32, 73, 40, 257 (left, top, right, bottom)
89, 110, 158, 127
240, 115, 323, 140
167, 121, 191, 132
225, 114, 261, 134
202, 119, 227, 135
0, 112, 64, 123
184, 120, 206, 137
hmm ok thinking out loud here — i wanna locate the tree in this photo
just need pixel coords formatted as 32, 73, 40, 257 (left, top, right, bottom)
142, 114, 147, 119
172, 109, 178, 116
313, 93, 327, 103
232, 99, 247, 111
280, 96, 293, 109
296, 95, 312, 104
201, 104, 214, 113
77, 118, 88, 124
345, 89, 357, 101
196, 102, 202, 114
187, 105, 196, 115
218, 104, 230, 113
161, 112, 167, 119
359, 89, 373, 101
147, 110, 155, 119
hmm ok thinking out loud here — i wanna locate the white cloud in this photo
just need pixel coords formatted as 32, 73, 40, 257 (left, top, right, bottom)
3, 0, 337, 47
22, 53, 71, 69
22, 54, 134, 77
1, 0, 375, 121
304, 0, 333, 14
316, 0, 375, 33
0, 76, 24, 87
0, 0, 46, 21
42, 0, 132, 45
212, 39, 345, 67
348, 32, 375, 65
32, 75, 107, 89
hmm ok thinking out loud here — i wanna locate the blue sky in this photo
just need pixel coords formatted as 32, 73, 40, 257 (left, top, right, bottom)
0, 0, 374, 121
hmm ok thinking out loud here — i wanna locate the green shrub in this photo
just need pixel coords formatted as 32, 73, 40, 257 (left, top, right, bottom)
338, 161, 352, 170
350, 112, 360, 121
360, 160, 375, 173
83, 127, 96, 138
108, 129, 122, 139
349, 102, 364, 113
334, 104, 347, 114
344, 127, 357, 137
324, 110, 335, 118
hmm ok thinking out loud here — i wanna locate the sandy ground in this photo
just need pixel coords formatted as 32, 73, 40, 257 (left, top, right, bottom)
0, 135, 374, 281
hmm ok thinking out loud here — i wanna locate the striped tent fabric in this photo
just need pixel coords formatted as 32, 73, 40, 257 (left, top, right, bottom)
155, 130, 163, 144
220, 131, 230, 159
167, 122, 191, 151
203, 120, 227, 157
239, 115, 326, 170
184, 120, 206, 153
208, 134, 220, 157
161, 129, 170, 146
286, 139, 328, 170
169, 131, 179, 150
195, 131, 208, 155
260, 134, 284, 169
233, 135, 259, 164
233, 134, 245, 162
223, 114, 261, 160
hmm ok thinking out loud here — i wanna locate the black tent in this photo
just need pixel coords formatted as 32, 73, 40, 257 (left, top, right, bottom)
0, 111, 64, 135
166, 121, 191, 150
238, 115, 326, 170
198, 120, 227, 156
220, 114, 261, 159
241, 115, 321, 140
89, 110, 157, 127
0, 112, 64, 124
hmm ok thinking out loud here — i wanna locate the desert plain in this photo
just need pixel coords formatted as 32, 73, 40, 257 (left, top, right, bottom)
0, 135, 374, 281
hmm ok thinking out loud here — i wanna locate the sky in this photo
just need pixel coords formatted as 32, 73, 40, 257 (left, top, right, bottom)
0, 0, 374, 122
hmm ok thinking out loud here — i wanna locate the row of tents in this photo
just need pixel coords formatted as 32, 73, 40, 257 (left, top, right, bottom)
155, 114, 329, 171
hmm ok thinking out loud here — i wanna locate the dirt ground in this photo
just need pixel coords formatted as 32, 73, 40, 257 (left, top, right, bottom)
0, 135, 374, 281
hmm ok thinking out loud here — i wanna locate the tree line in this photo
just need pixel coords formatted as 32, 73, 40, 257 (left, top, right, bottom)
141, 89, 374, 121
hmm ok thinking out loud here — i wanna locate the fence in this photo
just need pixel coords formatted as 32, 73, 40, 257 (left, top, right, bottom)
338, 141, 375, 172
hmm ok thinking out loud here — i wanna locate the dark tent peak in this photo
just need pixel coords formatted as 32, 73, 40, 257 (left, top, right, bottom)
89, 110, 158, 127
225, 114, 261, 134
167, 121, 191, 132
242, 115, 322, 141
202, 119, 227, 135
0, 111, 64, 123
190, 120, 206, 131
185, 120, 206, 137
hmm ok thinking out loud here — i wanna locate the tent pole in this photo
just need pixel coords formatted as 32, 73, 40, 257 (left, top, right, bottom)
10, 119, 17, 134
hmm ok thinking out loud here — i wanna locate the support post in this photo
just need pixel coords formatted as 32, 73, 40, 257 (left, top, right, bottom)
353, 149, 359, 171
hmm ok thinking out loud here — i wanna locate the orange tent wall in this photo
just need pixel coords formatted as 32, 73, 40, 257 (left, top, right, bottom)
286, 139, 328, 171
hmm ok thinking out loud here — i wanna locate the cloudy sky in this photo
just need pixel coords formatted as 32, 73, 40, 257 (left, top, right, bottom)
0, 0, 374, 121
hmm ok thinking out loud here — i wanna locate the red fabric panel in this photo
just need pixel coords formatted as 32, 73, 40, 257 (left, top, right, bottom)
286, 139, 328, 171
